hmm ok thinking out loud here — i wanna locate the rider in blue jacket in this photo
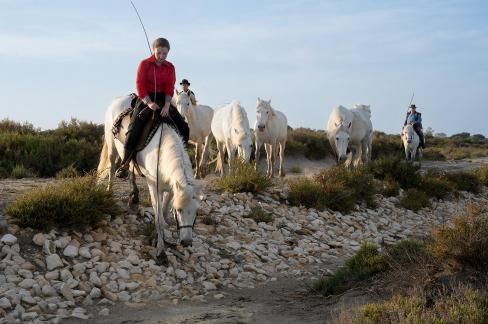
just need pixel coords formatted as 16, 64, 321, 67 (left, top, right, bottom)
403, 104, 425, 148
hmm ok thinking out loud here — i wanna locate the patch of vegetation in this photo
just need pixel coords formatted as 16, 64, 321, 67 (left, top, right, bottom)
444, 171, 482, 193
6, 175, 121, 230
420, 171, 455, 199
215, 159, 271, 193
368, 156, 422, 189
288, 165, 303, 174
376, 177, 400, 197
400, 188, 431, 211
476, 165, 488, 186
285, 128, 333, 159
201, 214, 217, 226
432, 203, 488, 271
354, 287, 488, 324
10, 164, 35, 179
244, 206, 273, 223
55, 164, 80, 179
288, 177, 325, 210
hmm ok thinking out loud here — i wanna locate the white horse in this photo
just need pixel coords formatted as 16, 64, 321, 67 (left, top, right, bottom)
402, 124, 422, 165
211, 100, 253, 176
97, 95, 200, 265
254, 98, 288, 177
327, 104, 373, 166
173, 91, 214, 178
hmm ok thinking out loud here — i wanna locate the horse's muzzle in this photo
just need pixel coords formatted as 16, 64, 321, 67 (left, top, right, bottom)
181, 238, 193, 247
258, 125, 265, 131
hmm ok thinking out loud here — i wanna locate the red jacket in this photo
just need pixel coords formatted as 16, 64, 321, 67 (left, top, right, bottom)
136, 55, 176, 99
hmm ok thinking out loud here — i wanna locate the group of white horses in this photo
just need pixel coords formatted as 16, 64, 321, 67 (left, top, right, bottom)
97, 94, 421, 263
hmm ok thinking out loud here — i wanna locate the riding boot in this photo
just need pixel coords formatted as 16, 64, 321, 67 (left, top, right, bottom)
115, 149, 134, 179
419, 133, 425, 148
115, 105, 146, 179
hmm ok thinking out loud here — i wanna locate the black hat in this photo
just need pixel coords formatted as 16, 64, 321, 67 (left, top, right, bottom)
180, 79, 190, 86
409, 104, 417, 109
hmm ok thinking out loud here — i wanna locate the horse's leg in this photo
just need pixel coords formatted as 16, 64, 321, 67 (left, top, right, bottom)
404, 145, 410, 162
346, 146, 355, 168
418, 147, 423, 167
226, 141, 234, 172
361, 139, 368, 165
146, 179, 168, 265
128, 167, 139, 206
279, 140, 286, 177
200, 133, 213, 178
194, 142, 201, 179
216, 141, 225, 177
264, 143, 272, 177
255, 136, 263, 171
271, 141, 278, 177
106, 137, 118, 191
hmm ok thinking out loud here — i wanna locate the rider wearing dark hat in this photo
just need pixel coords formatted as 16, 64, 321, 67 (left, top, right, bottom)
115, 37, 190, 179
404, 104, 425, 148
180, 79, 197, 105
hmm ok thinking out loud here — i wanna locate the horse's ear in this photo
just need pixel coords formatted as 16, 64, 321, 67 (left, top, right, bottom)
234, 128, 238, 134
348, 122, 352, 129
257, 97, 261, 102
267, 99, 271, 105
175, 89, 180, 95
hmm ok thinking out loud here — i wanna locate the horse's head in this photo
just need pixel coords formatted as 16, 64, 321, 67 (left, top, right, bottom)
255, 97, 274, 131
234, 127, 253, 162
332, 119, 352, 163
172, 181, 200, 247
174, 90, 191, 121
402, 125, 414, 144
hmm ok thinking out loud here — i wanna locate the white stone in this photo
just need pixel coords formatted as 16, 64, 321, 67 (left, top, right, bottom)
175, 269, 187, 279
46, 254, 63, 270
1, 234, 17, 245
63, 245, 79, 258
99, 308, 110, 316
202, 281, 217, 291
32, 233, 46, 246
18, 278, 36, 289
0, 297, 12, 309
90, 287, 102, 299
78, 247, 91, 259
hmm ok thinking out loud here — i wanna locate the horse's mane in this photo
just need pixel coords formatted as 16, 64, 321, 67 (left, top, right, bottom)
230, 101, 248, 126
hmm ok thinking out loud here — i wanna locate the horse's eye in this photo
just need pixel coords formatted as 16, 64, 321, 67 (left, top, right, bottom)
336, 137, 339, 140
177, 208, 183, 213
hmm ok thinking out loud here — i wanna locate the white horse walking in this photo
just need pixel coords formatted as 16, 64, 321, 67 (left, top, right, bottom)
254, 98, 287, 177
97, 95, 200, 265
173, 91, 214, 178
402, 124, 422, 165
211, 100, 253, 176
327, 104, 373, 166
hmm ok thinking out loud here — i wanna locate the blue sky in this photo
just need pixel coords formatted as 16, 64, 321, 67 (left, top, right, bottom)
1, 0, 487, 135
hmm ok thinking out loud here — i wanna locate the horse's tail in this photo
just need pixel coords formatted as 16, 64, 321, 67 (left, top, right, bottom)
97, 136, 110, 179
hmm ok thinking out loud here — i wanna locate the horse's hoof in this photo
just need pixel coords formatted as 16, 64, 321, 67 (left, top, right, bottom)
279, 171, 285, 177
155, 252, 169, 266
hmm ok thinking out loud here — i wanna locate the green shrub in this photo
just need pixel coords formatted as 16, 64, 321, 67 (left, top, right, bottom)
10, 164, 35, 178
400, 188, 430, 211
286, 128, 332, 159
432, 203, 488, 271
215, 160, 271, 193
201, 215, 217, 226
288, 177, 325, 209
289, 165, 303, 174
377, 177, 400, 197
368, 156, 421, 189
56, 164, 80, 179
476, 165, 488, 186
244, 206, 273, 223
6, 175, 122, 230
444, 171, 482, 193
311, 240, 428, 297
354, 287, 488, 324
0, 166, 8, 179
315, 166, 377, 212
311, 243, 388, 296
421, 172, 455, 199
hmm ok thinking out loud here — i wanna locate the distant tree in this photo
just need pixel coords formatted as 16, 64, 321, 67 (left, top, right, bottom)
471, 134, 486, 141
425, 127, 434, 138
450, 132, 470, 139
435, 132, 447, 138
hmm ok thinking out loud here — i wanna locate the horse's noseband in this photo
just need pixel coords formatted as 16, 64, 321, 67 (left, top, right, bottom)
173, 211, 196, 231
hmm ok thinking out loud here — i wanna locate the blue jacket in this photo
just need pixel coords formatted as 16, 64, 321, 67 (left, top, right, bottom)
404, 111, 422, 128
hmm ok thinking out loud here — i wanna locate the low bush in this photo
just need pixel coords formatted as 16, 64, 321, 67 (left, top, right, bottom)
215, 160, 271, 193
56, 164, 80, 179
476, 165, 488, 186
10, 164, 35, 179
432, 203, 488, 271
354, 287, 488, 324
400, 188, 430, 211
376, 177, 400, 197
286, 128, 332, 159
444, 171, 482, 193
368, 156, 421, 189
420, 172, 455, 199
288, 177, 325, 209
6, 175, 122, 230
244, 206, 273, 223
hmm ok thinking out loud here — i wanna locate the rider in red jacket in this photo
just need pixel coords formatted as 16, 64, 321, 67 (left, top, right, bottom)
115, 37, 189, 179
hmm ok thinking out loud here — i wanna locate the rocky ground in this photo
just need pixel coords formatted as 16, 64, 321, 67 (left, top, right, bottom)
1, 158, 488, 323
